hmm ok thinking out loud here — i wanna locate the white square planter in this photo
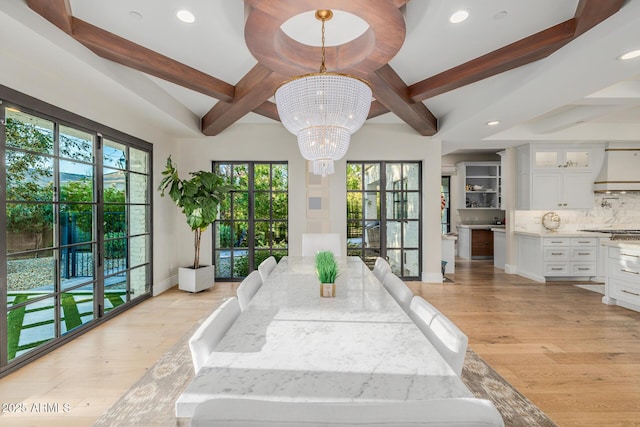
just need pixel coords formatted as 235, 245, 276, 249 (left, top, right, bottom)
178, 265, 215, 292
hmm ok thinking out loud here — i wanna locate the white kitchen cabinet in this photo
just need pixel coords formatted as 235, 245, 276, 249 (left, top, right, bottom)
603, 244, 640, 312
516, 233, 605, 282
533, 148, 592, 170
457, 162, 501, 209
531, 172, 594, 210
516, 143, 604, 210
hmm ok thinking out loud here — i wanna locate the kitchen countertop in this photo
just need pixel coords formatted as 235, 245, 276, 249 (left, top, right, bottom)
491, 228, 505, 233
457, 224, 505, 230
514, 230, 611, 237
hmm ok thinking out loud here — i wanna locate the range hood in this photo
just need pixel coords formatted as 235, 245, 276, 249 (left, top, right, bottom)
594, 142, 640, 193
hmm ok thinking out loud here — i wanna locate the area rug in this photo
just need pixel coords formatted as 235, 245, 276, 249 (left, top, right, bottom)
94, 320, 557, 427
574, 284, 605, 295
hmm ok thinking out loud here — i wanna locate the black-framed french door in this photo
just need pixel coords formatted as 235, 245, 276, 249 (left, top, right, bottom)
1, 89, 152, 375
347, 161, 421, 279
212, 162, 288, 280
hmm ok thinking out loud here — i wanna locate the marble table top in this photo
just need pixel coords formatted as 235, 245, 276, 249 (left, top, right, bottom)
175, 256, 472, 418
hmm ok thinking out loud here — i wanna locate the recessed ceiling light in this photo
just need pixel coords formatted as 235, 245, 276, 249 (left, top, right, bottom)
129, 11, 143, 20
176, 10, 195, 24
487, 120, 501, 126
449, 9, 470, 24
618, 49, 640, 61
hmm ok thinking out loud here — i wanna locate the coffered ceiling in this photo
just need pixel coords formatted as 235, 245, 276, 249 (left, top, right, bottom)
5, 0, 640, 154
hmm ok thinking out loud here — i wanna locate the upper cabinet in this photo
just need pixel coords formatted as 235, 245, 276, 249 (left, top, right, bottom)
458, 161, 501, 209
517, 143, 604, 210
533, 148, 592, 170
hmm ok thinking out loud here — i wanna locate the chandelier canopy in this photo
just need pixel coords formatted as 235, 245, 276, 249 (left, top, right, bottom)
274, 10, 372, 177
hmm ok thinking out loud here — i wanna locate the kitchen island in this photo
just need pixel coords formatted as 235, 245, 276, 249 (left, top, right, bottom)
457, 225, 504, 260
515, 231, 610, 282
602, 241, 640, 312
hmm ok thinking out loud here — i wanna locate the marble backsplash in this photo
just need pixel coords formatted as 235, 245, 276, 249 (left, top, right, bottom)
514, 193, 640, 233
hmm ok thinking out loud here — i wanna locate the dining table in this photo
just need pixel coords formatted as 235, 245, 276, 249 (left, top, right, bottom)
175, 256, 473, 419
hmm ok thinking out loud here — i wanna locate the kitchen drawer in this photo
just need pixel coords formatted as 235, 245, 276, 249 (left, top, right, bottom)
608, 246, 640, 262
571, 263, 596, 275
571, 247, 596, 261
544, 247, 569, 260
610, 259, 640, 282
544, 238, 570, 246
610, 277, 640, 307
571, 237, 597, 246
544, 263, 569, 275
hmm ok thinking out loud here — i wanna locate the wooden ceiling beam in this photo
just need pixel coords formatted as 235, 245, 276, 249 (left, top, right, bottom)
26, 0, 73, 34
71, 19, 235, 103
368, 101, 390, 119
408, 20, 576, 102
574, 0, 624, 36
202, 64, 285, 136
369, 65, 437, 136
252, 101, 280, 122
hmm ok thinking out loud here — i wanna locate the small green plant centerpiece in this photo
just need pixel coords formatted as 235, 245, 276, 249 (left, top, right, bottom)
158, 156, 234, 292
315, 251, 339, 298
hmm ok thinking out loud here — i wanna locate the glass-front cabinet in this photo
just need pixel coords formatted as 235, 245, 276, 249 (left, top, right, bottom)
458, 162, 501, 209
534, 148, 591, 170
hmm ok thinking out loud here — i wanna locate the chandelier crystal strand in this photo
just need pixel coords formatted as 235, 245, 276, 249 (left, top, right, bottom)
274, 9, 372, 176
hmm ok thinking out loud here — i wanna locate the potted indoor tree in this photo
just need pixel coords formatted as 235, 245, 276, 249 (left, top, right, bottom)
159, 156, 234, 292
315, 251, 339, 297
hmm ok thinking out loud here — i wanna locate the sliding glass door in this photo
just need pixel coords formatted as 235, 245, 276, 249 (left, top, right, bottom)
1, 99, 152, 373
347, 161, 421, 279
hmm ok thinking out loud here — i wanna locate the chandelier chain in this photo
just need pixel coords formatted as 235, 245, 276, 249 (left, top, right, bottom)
320, 17, 326, 73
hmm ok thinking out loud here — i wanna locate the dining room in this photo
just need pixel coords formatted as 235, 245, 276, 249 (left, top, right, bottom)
2, 0, 640, 426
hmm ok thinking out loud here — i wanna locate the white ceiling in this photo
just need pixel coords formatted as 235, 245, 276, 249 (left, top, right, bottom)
4, 0, 640, 154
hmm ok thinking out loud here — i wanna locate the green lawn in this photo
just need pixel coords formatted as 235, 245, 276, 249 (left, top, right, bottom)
6, 291, 126, 360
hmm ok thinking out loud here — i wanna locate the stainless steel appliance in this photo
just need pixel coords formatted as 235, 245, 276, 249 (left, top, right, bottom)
580, 229, 640, 241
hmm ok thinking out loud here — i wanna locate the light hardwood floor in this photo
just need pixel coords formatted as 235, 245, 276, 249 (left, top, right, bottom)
1, 259, 639, 426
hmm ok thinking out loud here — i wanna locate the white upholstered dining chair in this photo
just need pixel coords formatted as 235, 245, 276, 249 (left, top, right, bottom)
372, 257, 391, 283
382, 273, 414, 313
236, 270, 263, 311
408, 295, 469, 376
301, 233, 342, 257
190, 397, 505, 426
258, 256, 277, 283
188, 297, 241, 374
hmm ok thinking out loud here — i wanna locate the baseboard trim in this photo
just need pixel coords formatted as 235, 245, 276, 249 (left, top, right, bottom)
516, 271, 546, 283
504, 264, 518, 274
154, 274, 178, 296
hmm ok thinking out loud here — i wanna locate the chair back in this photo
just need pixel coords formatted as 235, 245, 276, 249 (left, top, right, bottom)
301, 233, 342, 257
372, 257, 391, 283
258, 256, 277, 283
382, 273, 414, 313
188, 297, 241, 374
237, 270, 263, 311
409, 296, 469, 376
191, 397, 505, 426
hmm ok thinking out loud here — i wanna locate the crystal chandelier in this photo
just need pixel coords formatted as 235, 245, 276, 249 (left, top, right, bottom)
275, 10, 372, 177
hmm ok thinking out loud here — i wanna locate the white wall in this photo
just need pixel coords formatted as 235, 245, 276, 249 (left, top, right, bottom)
177, 123, 444, 282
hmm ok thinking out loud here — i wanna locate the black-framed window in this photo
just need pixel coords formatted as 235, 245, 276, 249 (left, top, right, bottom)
441, 176, 451, 234
1, 85, 152, 376
213, 162, 288, 280
347, 161, 421, 279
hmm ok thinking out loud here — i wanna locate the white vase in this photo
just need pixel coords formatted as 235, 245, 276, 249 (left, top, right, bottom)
178, 265, 215, 292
